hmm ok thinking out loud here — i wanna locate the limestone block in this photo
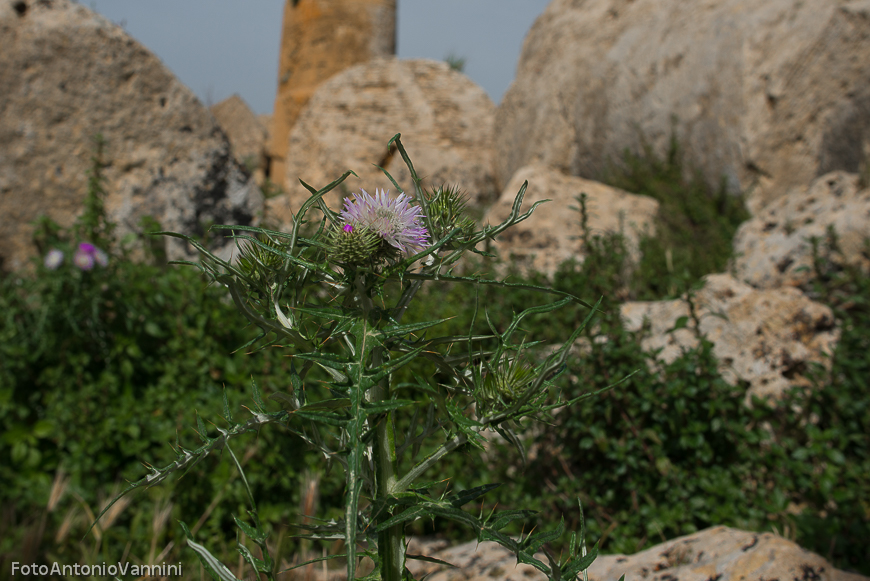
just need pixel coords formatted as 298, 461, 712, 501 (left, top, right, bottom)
0, 0, 262, 271
733, 171, 870, 289
620, 274, 839, 402
268, 58, 497, 227
481, 164, 658, 276
495, 0, 870, 213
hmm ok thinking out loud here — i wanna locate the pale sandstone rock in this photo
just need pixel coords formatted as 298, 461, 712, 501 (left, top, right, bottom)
733, 171, 870, 289
0, 0, 262, 271
405, 527, 867, 581
495, 0, 870, 213
269, 0, 396, 186
405, 538, 544, 581
620, 274, 839, 402
588, 527, 868, 581
210, 94, 268, 183
481, 164, 658, 276
268, 58, 497, 227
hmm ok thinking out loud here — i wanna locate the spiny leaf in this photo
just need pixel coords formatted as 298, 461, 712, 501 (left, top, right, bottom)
405, 554, 457, 568
233, 516, 266, 544
293, 352, 352, 372
479, 527, 515, 550
222, 388, 233, 423
180, 521, 240, 581
447, 483, 501, 508
236, 543, 269, 574
361, 399, 415, 416
297, 398, 351, 412
524, 517, 565, 552
365, 346, 426, 385
84, 411, 288, 541
291, 305, 362, 322
563, 543, 599, 578
251, 377, 266, 412
313, 361, 349, 383
294, 410, 349, 427
278, 553, 348, 574
486, 509, 537, 531
378, 318, 451, 340
296, 169, 357, 225
196, 412, 209, 443
375, 505, 429, 531
402, 272, 600, 312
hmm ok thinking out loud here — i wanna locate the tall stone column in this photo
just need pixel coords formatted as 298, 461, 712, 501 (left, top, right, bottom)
269, 0, 396, 186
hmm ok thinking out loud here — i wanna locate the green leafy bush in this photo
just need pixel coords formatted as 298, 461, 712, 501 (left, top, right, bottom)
396, 174, 868, 574
0, 147, 331, 578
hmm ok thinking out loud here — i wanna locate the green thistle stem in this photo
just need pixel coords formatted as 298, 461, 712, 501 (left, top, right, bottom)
355, 272, 404, 580
372, 347, 404, 581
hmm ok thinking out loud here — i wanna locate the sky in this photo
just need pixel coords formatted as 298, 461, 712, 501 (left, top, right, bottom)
87, 0, 552, 115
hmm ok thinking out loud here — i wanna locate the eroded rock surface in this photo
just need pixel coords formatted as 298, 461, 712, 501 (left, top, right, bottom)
210, 94, 268, 184
0, 0, 262, 270
733, 170, 870, 289
405, 527, 867, 581
587, 527, 868, 581
495, 0, 870, 213
481, 164, 658, 276
269, 58, 497, 227
620, 274, 839, 402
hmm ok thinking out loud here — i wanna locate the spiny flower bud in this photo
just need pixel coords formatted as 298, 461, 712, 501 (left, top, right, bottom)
237, 233, 289, 283
425, 185, 475, 244
479, 356, 535, 412
327, 222, 382, 265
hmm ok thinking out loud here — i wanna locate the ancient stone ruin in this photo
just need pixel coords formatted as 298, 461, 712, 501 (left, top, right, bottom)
268, 0, 397, 187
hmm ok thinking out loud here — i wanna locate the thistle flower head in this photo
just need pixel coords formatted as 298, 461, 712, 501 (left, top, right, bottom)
72, 242, 108, 270
340, 189, 430, 257
327, 223, 381, 265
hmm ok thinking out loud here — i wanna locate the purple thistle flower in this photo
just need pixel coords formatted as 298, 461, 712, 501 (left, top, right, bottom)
343, 224, 354, 233
73, 247, 95, 270
73, 241, 109, 270
44, 248, 64, 270
340, 189, 430, 256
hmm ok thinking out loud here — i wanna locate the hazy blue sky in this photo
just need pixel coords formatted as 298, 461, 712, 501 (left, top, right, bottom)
88, 1, 551, 115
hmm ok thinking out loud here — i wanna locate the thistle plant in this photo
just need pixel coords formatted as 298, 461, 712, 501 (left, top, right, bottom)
92, 135, 621, 581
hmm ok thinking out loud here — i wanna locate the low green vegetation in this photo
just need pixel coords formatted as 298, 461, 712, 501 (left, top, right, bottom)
601, 132, 751, 299
1, 140, 866, 578
444, 53, 466, 73
396, 224, 869, 574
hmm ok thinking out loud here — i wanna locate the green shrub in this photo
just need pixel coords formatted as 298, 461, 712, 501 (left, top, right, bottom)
396, 194, 868, 574
0, 146, 343, 578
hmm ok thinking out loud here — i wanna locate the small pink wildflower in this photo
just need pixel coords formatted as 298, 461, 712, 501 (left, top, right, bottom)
73, 242, 109, 271
73, 248, 95, 270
